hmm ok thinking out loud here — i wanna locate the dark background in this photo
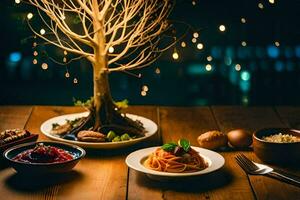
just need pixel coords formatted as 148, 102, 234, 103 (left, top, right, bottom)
0, 0, 300, 106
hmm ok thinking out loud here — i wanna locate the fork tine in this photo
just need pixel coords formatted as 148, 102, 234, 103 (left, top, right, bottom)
235, 156, 251, 173
239, 154, 259, 171
236, 155, 255, 172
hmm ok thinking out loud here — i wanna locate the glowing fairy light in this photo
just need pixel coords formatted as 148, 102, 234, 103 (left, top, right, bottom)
64, 50, 68, 55
207, 56, 213, 62
41, 63, 48, 70
219, 25, 226, 32
181, 41, 186, 48
15, 0, 21, 4
269, 0, 275, 4
192, 0, 196, 6
73, 78, 78, 84
65, 71, 70, 78
205, 64, 212, 71
142, 85, 149, 92
241, 18, 246, 24
141, 91, 147, 96
40, 29, 46, 35
172, 48, 179, 60
193, 32, 199, 38
197, 43, 204, 50
32, 59, 38, 64
27, 13, 33, 20
155, 67, 161, 74
33, 51, 38, 56
235, 64, 241, 71
258, 3, 264, 9
108, 46, 114, 53
275, 41, 280, 47
33, 42, 37, 47
241, 41, 247, 47
172, 52, 179, 60
63, 57, 67, 63
191, 38, 197, 43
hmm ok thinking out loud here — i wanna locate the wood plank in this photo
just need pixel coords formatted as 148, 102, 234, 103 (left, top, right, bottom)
275, 106, 300, 129
212, 106, 300, 200
128, 107, 255, 200
0, 106, 158, 200
0, 106, 33, 131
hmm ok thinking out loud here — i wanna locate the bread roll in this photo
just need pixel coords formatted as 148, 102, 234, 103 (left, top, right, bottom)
197, 130, 228, 149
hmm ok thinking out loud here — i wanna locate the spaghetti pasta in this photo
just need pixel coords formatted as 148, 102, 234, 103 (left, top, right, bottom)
144, 147, 208, 173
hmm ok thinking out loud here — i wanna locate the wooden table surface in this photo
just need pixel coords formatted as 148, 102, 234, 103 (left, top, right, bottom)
0, 106, 299, 200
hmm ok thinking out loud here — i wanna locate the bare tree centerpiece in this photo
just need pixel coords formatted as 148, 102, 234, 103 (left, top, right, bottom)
22, 0, 173, 139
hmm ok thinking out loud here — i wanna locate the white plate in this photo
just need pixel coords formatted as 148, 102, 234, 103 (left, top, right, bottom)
40, 112, 157, 149
126, 146, 225, 178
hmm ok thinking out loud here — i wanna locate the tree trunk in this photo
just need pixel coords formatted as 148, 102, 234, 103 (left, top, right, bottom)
93, 63, 114, 130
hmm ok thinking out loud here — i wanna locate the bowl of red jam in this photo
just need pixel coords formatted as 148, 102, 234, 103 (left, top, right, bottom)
3, 142, 85, 174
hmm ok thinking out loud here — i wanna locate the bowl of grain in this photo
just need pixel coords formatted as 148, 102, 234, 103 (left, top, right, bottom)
253, 128, 300, 165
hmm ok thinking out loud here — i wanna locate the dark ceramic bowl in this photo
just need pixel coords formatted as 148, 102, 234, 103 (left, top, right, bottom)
253, 128, 300, 165
3, 141, 85, 174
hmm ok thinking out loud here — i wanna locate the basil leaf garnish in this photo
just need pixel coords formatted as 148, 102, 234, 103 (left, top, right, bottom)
161, 142, 177, 152
178, 139, 190, 152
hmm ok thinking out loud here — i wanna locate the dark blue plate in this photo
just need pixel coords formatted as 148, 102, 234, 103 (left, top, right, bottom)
3, 141, 85, 174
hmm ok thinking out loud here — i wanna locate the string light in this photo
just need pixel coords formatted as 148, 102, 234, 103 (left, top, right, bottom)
40, 29, 46, 35
27, 13, 33, 20
205, 64, 212, 71
241, 41, 247, 47
64, 50, 68, 55
65, 71, 70, 78
142, 85, 149, 92
155, 67, 161, 74
191, 0, 196, 6
207, 56, 213, 62
33, 42, 37, 47
33, 51, 38, 56
241, 18, 246, 24
15, 0, 21, 4
73, 78, 78, 84
197, 43, 204, 50
258, 3, 264, 9
41, 63, 48, 70
141, 91, 147, 96
108, 46, 114, 53
63, 57, 67, 63
32, 59, 38, 64
181, 41, 186, 48
269, 0, 275, 4
235, 64, 241, 71
191, 38, 197, 43
274, 41, 280, 47
193, 32, 199, 38
219, 25, 226, 32
172, 48, 179, 60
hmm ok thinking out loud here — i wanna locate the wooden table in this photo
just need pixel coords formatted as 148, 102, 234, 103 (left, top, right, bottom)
0, 106, 299, 200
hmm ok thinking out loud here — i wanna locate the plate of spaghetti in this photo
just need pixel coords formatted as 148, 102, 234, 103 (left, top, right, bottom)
126, 139, 225, 178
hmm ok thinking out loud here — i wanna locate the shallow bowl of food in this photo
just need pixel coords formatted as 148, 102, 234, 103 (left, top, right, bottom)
253, 128, 300, 165
3, 141, 85, 174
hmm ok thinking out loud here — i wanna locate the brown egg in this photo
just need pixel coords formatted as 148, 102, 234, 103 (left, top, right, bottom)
227, 129, 252, 148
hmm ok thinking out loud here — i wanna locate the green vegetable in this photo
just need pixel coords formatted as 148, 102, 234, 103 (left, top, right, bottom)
178, 139, 190, 152
112, 136, 121, 142
161, 142, 177, 152
115, 99, 129, 110
107, 131, 117, 141
121, 133, 131, 141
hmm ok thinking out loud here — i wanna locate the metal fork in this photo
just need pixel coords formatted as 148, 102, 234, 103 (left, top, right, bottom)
235, 153, 300, 187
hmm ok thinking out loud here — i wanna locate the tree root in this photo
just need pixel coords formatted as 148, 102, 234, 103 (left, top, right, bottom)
62, 108, 145, 138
